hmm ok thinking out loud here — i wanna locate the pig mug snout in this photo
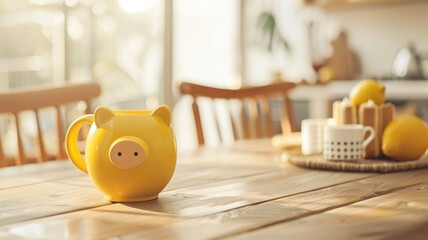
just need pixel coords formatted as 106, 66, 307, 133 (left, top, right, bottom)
109, 136, 148, 169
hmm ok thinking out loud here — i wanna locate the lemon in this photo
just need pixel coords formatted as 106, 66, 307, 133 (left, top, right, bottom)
318, 66, 335, 83
382, 115, 428, 161
349, 79, 385, 106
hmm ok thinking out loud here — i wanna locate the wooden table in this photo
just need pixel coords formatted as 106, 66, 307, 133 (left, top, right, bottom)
1, 139, 428, 239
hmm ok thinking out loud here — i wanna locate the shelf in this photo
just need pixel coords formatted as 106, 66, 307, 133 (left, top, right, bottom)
304, 0, 428, 10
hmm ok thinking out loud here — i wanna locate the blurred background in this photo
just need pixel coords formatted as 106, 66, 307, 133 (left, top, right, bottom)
1, 0, 428, 151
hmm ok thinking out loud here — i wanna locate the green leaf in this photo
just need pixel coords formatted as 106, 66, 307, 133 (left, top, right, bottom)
255, 11, 291, 53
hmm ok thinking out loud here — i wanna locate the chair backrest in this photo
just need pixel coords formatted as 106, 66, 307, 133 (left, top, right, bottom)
179, 81, 296, 146
0, 82, 101, 167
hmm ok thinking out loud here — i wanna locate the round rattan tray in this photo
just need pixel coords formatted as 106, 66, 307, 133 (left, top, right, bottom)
289, 154, 428, 173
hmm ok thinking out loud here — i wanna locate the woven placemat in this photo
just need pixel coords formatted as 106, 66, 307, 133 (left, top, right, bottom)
289, 154, 428, 173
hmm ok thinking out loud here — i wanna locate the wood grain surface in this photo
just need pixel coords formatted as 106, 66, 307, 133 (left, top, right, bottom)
0, 139, 427, 239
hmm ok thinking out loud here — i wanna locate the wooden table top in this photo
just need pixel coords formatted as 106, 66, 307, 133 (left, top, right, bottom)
1, 139, 428, 239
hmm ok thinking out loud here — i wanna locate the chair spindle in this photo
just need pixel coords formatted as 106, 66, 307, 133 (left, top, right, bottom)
35, 109, 47, 163
13, 112, 26, 165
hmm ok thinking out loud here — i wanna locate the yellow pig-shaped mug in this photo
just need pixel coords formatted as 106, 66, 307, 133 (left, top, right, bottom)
65, 105, 176, 202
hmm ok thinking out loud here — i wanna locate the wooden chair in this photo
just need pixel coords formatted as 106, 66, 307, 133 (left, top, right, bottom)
179, 81, 296, 146
0, 82, 101, 167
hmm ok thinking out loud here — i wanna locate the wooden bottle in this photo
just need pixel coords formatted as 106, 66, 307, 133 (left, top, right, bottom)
342, 104, 357, 124
379, 103, 395, 157
333, 101, 342, 124
333, 98, 357, 125
359, 101, 380, 159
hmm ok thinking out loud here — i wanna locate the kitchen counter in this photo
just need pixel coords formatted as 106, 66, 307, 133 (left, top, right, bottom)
289, 80, 428, 118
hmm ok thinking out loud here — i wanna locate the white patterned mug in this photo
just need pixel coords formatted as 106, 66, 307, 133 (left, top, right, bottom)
301, 118, 336, 155
323, 124, 375, 161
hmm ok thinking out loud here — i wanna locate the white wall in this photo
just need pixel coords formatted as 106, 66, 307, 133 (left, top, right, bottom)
326, 2, 428, 78
173, 0, 239, 88
245, 0, 322, 85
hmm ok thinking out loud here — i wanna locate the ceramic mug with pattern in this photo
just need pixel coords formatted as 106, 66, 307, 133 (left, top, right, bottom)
323, 124, 375, 161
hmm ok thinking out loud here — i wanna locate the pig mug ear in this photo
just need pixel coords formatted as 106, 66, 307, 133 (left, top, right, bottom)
94, 106, 115, 128
152, 105, 171, 126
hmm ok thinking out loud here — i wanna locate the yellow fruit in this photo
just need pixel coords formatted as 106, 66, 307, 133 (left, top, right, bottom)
318, 66, 335, 83
349, 79, 385, 106
382, 115, 428, 161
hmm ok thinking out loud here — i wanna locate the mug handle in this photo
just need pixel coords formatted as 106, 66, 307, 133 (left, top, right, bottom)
362, 126, 375, 150
65, 115, 94, 174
